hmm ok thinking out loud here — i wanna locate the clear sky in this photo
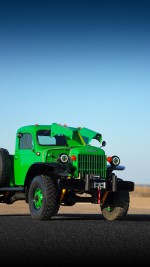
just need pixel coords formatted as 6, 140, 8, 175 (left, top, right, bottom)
0, 0, 150, 184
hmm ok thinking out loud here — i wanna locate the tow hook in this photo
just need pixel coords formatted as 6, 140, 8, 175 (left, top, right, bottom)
97, 187, 100, 204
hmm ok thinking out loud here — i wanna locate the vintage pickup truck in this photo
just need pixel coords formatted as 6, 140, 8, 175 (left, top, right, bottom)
0, 123, 134, 221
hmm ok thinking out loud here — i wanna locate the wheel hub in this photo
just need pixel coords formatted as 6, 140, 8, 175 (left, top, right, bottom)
33, 188, 43, 209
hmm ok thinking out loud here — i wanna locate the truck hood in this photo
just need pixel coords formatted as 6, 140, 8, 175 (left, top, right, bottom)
50, 123, 102, 145
70, 145, 105, 156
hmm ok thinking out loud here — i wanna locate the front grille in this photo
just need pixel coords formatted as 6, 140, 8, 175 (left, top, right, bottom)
78, 154, 106, 178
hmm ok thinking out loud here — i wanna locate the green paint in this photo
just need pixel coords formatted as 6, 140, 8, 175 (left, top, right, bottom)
33, 188, 43, 209
106, 206, 113, 212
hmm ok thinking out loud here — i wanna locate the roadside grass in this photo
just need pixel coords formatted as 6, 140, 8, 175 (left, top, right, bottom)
130, 185, 150, 197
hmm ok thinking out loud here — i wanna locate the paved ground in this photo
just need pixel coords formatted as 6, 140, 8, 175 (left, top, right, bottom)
0, 196, 150, 215
0, 196, 150, 265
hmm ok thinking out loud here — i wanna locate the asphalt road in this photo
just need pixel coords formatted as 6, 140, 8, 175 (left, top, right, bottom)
0, 212, 150, 266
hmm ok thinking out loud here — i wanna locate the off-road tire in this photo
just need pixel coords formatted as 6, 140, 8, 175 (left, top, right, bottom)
29, 175, 60, 220
0, 148, 11, 185
101, 190, 130, 221
61, 190, 76, 206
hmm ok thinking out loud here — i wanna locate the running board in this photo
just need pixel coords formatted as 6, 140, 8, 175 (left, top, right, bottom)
0, 187, 24, 192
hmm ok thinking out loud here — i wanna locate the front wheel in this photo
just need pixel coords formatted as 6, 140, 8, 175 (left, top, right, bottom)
100, 191, 130, 221
29, 175, 60, 220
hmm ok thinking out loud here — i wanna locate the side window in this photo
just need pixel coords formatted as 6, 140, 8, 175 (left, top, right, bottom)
19, 133, 33, 150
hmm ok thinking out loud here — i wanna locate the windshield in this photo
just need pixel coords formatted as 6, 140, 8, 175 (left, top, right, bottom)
37, 130, 67, 146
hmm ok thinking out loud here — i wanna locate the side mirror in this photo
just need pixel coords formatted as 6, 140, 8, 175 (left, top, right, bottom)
17, 133, 23, 138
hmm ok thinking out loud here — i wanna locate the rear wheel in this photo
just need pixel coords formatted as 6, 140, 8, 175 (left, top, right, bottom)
100, 190, 130, 221
29, 175, 60, 220
0, 148, 11, 185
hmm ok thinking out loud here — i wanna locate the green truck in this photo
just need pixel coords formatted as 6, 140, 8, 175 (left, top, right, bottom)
0, 123, 134, 221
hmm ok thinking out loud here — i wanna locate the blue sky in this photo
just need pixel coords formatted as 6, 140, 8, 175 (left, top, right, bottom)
0, 0, 150, 184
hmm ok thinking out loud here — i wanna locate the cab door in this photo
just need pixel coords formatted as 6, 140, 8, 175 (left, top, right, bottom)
14, 132, 35, 185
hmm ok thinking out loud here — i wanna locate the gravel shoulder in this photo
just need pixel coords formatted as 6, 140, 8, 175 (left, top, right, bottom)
0, 196, 150, 215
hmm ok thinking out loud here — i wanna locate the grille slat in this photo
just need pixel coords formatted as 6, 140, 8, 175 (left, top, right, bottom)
78, 154, 106, 178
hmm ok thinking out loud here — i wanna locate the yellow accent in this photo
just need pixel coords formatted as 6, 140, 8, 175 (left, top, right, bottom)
78, 132, 86, 145
101, 191, 109, 205
60, 176, 71, 203
60, 189, 66, 202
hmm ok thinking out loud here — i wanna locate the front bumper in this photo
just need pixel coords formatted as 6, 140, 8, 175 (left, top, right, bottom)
58, 174, 134, 192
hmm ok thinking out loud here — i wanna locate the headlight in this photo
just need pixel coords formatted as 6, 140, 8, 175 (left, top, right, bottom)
59, 154, 69, 163
112, 156, 120, 166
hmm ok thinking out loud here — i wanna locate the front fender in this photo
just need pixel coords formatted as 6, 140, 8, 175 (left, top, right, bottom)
107, 165, 125, 171
106, 165, 125, 177
24, 162, 72, 188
